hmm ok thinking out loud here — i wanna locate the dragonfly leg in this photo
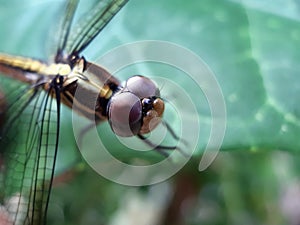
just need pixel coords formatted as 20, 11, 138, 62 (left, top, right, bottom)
137, 134, 187, 158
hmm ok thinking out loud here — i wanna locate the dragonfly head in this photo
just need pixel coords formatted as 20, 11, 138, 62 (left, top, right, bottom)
108, 75, 164, 137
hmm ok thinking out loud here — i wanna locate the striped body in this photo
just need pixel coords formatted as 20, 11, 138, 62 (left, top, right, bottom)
0, 53, 121, 122
0, 1, 134, 224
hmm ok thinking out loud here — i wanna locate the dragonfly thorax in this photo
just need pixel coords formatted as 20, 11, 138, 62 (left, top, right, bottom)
108, 75, 164, 137
43, 63, 72, 76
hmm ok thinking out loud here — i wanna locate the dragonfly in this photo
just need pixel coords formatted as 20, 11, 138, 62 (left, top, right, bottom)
0, 0, 182, 224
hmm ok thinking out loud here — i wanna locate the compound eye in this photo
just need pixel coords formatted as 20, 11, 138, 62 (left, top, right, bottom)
108, 92, 142, 137
126, 75, 160, 98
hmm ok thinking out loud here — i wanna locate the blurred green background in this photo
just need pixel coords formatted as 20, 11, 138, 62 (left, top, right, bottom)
1, 0, 300, 224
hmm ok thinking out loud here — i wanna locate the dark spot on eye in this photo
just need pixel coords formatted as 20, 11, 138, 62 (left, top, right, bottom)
129, 100, 143, 135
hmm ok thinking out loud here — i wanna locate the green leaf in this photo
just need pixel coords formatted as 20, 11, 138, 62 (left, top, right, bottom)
1, 0, 300, 224
1, 0, 299, 168
122, 0, 300, 152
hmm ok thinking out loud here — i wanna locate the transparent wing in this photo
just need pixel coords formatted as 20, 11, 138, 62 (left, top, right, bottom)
0, 78, 59, 225
66, 0, 129, 56
55, 0, 79, 60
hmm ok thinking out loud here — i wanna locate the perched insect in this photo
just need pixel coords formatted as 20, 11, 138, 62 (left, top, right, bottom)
0, 0, 181, 224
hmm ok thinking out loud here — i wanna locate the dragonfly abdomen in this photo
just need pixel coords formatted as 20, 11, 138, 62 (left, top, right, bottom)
0, 53, 72, 84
